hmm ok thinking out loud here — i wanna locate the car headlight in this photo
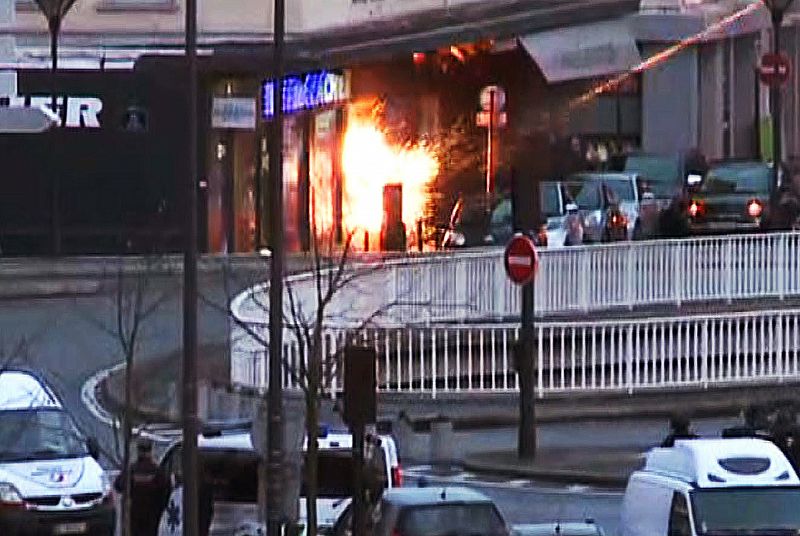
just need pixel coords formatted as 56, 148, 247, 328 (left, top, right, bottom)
0, 482, 23, 505
100, 472, 112, 497
449, 231, 466, 247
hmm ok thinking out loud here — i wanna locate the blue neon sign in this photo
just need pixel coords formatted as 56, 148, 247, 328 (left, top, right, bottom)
261, 70, 348, 118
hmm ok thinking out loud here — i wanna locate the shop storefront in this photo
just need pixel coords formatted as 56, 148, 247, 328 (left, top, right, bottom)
206, 70, 349, 254
0, 67, 188, 255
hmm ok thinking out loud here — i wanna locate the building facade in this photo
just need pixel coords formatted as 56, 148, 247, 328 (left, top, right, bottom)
2, 0, 798, 255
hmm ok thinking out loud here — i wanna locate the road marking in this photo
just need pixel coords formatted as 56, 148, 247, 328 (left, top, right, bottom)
508, 479, 532, 488
80, 363, 176, 443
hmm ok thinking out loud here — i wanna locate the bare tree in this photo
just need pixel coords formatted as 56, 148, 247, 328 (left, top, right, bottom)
85, 257, 173, 536
217, 220, 403, 536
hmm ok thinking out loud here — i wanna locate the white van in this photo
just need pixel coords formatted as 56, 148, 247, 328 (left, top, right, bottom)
158, 423, 401, 534
621, 438, 800, 536
0, 370, 114, 535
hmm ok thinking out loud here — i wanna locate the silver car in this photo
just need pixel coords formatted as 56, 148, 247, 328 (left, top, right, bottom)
562, 173, 640, 242
330, 487, 510, 536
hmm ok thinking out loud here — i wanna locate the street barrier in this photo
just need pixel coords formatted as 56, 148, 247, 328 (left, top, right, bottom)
231, 232, 800, 396
231, 232, 800, 331
231, 308, 800, 397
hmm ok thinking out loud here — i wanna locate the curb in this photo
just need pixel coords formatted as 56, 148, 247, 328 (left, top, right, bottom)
462, 455, 630, 488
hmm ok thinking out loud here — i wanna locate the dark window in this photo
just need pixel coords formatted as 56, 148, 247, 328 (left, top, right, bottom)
701, 165, 771, 194
691, 487, 800, 534
540, 183, 563, 218
718, 457, 771, 475
398, 503, 507, 536
669, 493, 692, 536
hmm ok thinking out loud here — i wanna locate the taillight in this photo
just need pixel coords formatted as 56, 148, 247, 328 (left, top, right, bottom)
688, 201, 701, 218
747, 200, 762, 218
392, 466, 403, 487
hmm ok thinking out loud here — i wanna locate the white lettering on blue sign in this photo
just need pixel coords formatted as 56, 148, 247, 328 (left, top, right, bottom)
261, 70, 348, 118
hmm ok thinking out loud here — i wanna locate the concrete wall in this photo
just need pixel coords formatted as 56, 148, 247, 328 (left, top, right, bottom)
641, 44, 699, 154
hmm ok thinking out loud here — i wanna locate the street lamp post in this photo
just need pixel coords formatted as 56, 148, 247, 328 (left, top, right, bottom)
183, 0, 200, 533
33, 0, 77, 255
267, 0, 286, 535
764, 0, 795, 187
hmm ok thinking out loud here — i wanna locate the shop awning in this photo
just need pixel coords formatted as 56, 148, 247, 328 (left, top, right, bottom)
193, 0, 640, 76
519, 19, 641, 83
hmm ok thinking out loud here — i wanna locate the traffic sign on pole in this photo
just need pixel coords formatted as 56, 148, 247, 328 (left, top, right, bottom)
476, 111, 507, 128
759, 52, 791, 87
0, 106, 59, 133
504, 233, 539, 286
480, 85, 506, 111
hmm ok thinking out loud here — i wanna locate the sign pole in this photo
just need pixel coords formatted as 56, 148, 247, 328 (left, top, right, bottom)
519, 278, 536, 459
486, 88, 495, 198
503, 233, 539, 459
772, 16, 783, 191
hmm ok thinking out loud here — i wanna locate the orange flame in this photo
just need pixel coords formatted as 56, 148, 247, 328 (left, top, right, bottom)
341, 116, 439, 240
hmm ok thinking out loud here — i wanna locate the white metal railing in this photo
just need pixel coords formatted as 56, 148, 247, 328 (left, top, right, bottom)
230, 232, 800, 333
231, 308, 800, 397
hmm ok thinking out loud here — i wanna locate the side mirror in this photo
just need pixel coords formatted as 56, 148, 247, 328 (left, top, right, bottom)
86, 437, 100, 460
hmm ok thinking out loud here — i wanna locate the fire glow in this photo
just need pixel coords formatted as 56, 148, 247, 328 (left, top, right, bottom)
341, 117, 439, 238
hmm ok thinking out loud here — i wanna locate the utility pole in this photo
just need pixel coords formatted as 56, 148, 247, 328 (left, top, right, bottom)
763, 0, 795, 189
181, 0, 200, 531
267, 0, 286, 534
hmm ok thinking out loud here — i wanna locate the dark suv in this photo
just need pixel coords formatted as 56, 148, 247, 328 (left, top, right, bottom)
687, 161, 773, 235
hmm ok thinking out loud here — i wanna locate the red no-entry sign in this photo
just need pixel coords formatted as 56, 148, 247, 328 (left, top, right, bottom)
760, 53, 791, 87
504, 234, 539, 286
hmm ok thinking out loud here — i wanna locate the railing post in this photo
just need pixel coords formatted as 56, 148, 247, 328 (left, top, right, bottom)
581, 249, 590, 313
779, 233, 787, 300
626, 243, 636, 310
627, 324, 634, 394
701, 320, 709, 389
725, 238, 734, 304
673, 241, 683, 307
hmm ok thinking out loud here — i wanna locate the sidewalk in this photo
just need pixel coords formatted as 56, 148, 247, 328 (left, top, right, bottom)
463, 447, 644, 487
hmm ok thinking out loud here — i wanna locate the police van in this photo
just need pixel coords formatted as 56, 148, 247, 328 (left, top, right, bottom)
0, 370, 114, 535
157, 423, 401, 535
621, 438, 800, 536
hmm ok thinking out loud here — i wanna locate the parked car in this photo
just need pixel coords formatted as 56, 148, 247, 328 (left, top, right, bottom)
562, 173, 639, 242
621, 151, 708, 201
441, 183, 563, 249
621, 437, 800, 536
512, 521, 605, 536
687, 161, 772, 235
330, 486, 510, 536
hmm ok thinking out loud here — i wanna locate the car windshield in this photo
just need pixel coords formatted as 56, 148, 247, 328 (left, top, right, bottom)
604, 178, 636, 202
563, 181, 601, 210
701, 165, 771, 194
0, 409, 87, 462
624, 155, 680, 197
691, 487, 800, 535
541, 183, 562, 218
399, 503, 507, 536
